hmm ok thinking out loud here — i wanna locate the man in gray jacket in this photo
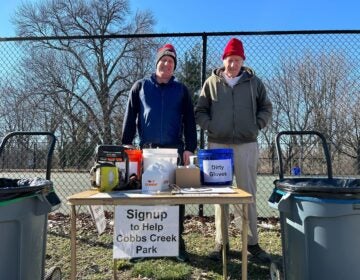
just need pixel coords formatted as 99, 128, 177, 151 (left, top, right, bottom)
195, 37, 272, 263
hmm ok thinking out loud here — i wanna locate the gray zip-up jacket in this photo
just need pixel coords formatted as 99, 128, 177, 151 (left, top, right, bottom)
195, 66, 272, 144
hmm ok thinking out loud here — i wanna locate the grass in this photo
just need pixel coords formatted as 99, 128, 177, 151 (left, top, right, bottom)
45, 213, 282, 280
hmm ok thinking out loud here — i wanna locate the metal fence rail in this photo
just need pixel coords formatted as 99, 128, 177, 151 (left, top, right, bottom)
1, 30, 360, 216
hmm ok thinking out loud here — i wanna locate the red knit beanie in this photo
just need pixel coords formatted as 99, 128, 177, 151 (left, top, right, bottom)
156, 43, 177, 69
222, 38, 246, 60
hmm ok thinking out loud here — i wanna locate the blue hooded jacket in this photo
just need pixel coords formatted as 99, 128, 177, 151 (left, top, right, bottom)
122, 74, 197, 153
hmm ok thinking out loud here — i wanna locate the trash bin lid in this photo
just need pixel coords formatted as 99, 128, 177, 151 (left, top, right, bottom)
0, 178, 53, 202
275, 178, 360, 196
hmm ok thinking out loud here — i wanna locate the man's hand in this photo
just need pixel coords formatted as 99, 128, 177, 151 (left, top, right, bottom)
183, 150, 194, 166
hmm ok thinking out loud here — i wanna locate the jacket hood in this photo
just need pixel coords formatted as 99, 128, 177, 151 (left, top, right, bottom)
212, 66, 255, 82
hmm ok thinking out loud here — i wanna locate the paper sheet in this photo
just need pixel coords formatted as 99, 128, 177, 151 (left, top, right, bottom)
179, 187, 235, 194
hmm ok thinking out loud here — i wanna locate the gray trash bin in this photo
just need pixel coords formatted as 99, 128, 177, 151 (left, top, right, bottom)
268, 130, 360, 280
0, 131, 61, 280
0, 178, 61, 280
269, 178, 360, 280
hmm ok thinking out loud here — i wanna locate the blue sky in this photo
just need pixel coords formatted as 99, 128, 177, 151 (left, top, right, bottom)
1, 0, 360, 37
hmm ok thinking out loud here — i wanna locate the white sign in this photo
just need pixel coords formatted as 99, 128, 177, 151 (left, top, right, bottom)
113, 205, 179, 259
202, 159, 233, 183
87, 205, 106, 235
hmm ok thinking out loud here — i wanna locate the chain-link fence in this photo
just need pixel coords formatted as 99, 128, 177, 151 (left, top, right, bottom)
0, 30, 359, 217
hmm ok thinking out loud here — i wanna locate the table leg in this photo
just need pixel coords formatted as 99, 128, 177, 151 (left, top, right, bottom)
241, 204, 248, 280
113, 259, 118, 280
220, 204, 228, 280
70, 205, 77, 280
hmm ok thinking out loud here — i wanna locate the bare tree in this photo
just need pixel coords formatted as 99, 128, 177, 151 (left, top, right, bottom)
332, 92, 360, 174
13, 0, 157, 146
0, 80, 50, 132
266, 51, 359, 175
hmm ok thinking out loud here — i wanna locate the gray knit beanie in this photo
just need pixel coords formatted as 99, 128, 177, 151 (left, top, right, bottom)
156, 43, 177, 69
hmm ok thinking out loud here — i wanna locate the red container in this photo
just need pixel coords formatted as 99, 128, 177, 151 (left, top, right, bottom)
125, 149, 142, 179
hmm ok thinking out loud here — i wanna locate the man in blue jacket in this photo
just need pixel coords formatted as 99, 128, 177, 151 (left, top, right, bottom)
122, 43, 197, 261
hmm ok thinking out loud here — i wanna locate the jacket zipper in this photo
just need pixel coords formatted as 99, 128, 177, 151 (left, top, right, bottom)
161, 88, 164, 144
249, 79, 257, 125
232, 85, 235, 143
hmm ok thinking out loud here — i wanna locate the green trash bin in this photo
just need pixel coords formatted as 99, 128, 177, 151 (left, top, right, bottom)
0, 178, 61, 280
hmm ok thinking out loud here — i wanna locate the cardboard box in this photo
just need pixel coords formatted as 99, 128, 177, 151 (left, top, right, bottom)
175, 167, 201, 187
